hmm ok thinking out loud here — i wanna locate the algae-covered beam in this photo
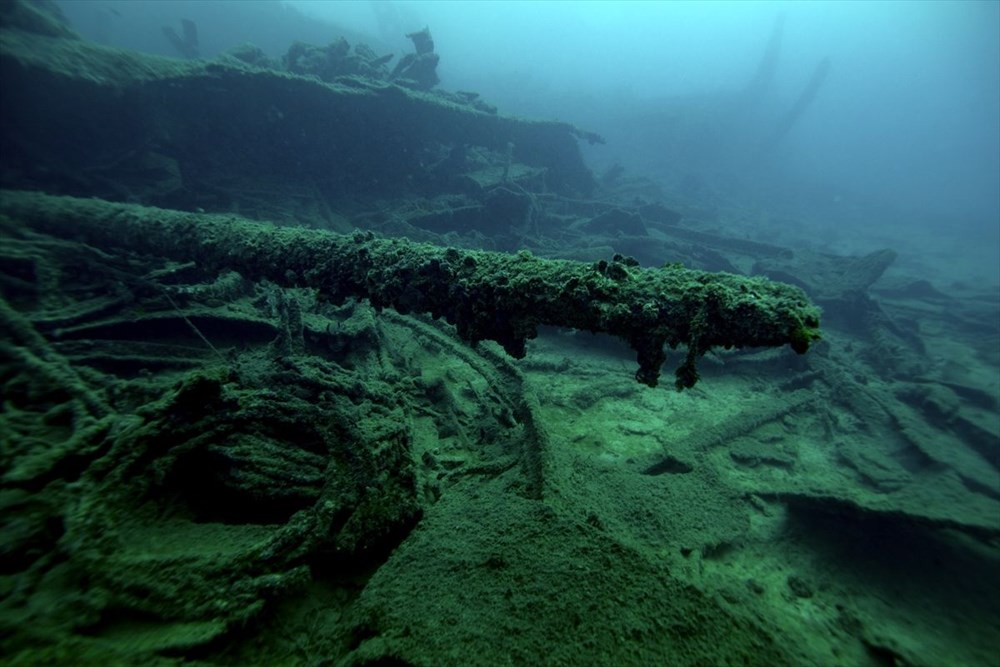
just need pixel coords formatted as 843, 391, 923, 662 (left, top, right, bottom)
0, 191, 821, 388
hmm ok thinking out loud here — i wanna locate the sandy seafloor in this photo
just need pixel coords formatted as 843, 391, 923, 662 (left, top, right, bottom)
515, 200, 1000, 667
6, 183, 996, 667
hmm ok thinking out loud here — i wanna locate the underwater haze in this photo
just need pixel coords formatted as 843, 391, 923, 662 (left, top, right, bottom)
60, 0, 1000, 279
300, 0, 1000, 282
3, 0, 1000, 665
305, 1, 1000, 229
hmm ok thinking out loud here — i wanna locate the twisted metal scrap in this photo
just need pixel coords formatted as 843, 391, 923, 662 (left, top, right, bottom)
0, 190, 820, 388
